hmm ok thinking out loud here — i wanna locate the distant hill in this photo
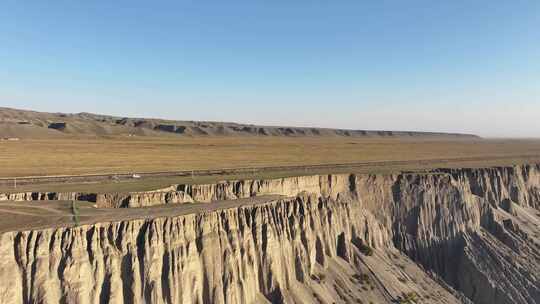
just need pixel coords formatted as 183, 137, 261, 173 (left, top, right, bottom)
0, 107, 479, 139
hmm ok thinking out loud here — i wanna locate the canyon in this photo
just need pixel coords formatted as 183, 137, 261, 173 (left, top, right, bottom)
0, 165, 539, 303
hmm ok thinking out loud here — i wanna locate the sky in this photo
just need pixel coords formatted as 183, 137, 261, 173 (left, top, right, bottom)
1, 1, 539, 137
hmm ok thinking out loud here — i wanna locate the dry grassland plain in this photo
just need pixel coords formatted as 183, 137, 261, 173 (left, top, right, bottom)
1, 136, 540, 178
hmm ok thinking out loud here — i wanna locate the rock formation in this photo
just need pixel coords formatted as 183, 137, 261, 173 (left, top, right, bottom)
1, 164, 540, 303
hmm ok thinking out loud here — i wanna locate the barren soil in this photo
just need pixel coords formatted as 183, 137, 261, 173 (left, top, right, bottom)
1, 137, 540, 178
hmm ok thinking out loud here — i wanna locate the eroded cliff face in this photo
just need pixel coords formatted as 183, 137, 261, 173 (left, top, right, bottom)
94, 174, 353, 208
0, 194, 394, 304
1, 164, 539, 304
369, 170, 540, 304
0, 191, 96, 202
0, 174, 352, 208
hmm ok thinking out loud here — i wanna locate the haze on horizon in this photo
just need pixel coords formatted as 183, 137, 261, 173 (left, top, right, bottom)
1, 1, 539, 138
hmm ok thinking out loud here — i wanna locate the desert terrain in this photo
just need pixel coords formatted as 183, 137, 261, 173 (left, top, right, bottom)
2, 107, 539, 194
2, 137, 540, 178
0, 107, 477, 139
1, 108, 540, 304
2, 107, 538, 179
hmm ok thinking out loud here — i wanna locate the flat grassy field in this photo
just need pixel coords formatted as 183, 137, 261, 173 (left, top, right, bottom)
1, 137, 540, 178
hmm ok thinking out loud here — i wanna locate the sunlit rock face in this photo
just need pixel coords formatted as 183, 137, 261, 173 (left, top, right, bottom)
1, 164, 539, 304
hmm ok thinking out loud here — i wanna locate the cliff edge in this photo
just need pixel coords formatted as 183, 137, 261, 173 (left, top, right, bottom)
1, 165, 539, 303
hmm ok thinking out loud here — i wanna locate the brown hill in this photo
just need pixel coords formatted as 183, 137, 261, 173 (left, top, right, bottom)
0, 107, 479, 139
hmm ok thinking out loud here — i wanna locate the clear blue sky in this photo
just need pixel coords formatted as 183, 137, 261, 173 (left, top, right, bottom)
1, 1, 539, 137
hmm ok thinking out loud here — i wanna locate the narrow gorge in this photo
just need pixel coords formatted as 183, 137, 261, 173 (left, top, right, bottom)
1, 165, 540, 304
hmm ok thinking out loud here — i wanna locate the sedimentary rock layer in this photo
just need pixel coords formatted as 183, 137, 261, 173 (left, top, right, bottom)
1, 165, 539, 303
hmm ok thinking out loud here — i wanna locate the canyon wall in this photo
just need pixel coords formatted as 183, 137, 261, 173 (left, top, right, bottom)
0, 194, 393, 304
5, 165, 540, 211
0, 191, 96, 202
1, 164, 540, 303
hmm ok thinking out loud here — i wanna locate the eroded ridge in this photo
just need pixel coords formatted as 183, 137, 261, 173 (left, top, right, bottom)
0, 165, 539, 303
